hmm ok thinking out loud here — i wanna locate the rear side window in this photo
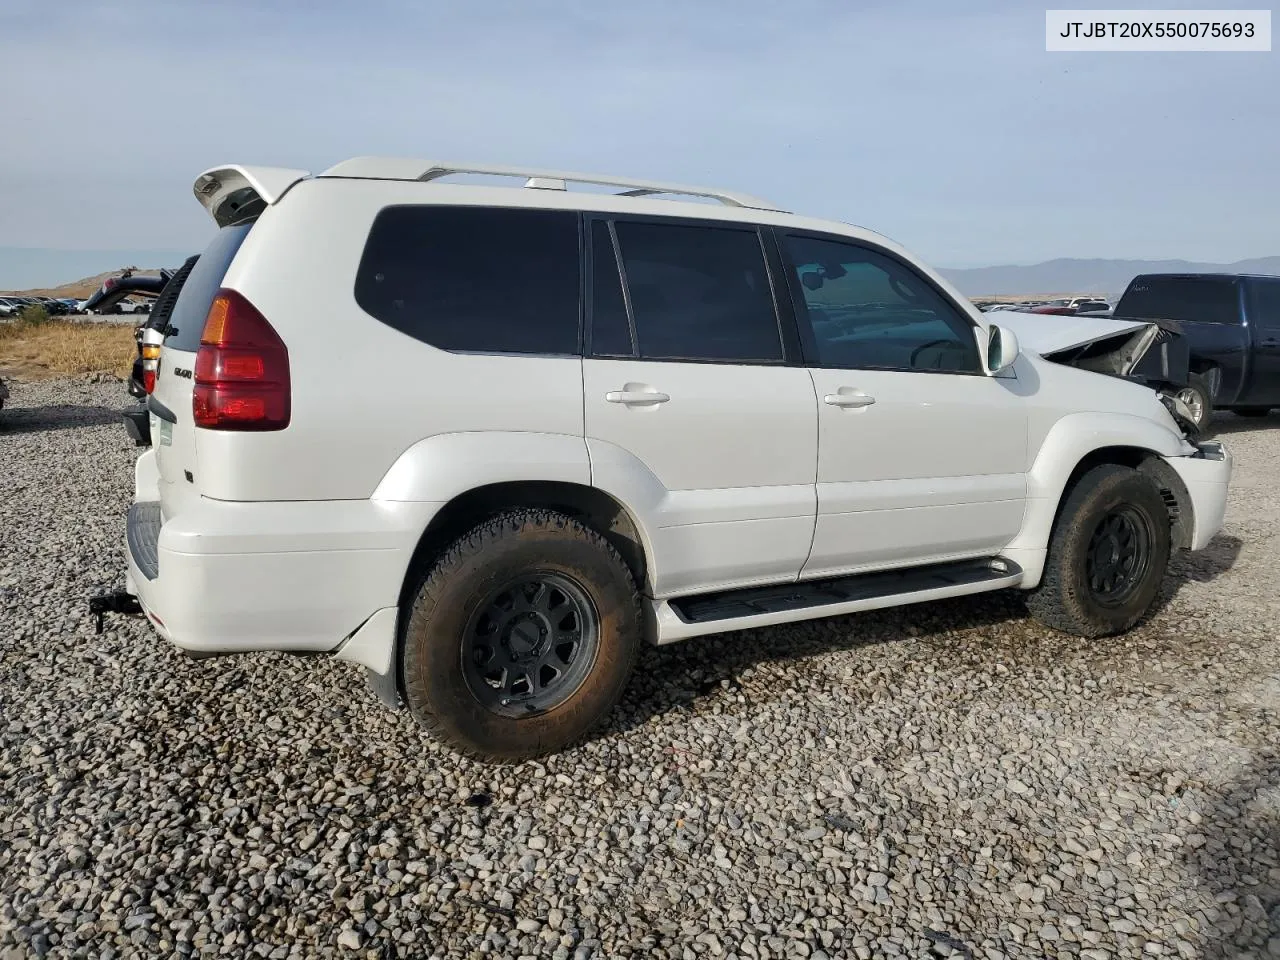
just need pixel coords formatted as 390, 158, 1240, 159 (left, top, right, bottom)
611, 220, 782, 362
1117, 276, 1240, 325
589, 221, 633, 357
355, 206, 581, 355
1250, 278, 1280, 331
165, 223, 253, 352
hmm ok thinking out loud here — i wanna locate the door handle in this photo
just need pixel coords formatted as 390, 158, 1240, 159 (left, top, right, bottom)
824, 392, 876, 408
606, 389, 670, 405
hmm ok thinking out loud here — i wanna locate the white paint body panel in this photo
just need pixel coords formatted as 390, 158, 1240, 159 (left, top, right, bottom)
582, 359, 817, 596
126, 158, 1233, 689
804, 367, 1028, 576
127, 497, 439, 655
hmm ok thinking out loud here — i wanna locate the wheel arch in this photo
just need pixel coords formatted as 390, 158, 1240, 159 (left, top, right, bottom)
1004, 413, 1194, 584
1187, 362, 1221, 399
396, 480, 651, 611
1053, 446, 1192, 551
392, 480, 654, 701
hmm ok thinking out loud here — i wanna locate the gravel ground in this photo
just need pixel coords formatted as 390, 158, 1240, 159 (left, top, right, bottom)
1, 375, 1278, 960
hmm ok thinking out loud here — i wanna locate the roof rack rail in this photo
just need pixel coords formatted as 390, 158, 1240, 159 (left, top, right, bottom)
317, 157, 784, 211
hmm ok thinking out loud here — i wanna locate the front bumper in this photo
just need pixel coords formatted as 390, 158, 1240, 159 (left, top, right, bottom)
1164, 440, 1232, 551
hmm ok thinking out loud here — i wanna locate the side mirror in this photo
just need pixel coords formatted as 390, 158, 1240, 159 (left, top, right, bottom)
985, 324, 1020, 375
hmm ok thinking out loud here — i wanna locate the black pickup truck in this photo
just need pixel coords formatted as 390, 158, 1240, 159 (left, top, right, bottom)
1113, 273, 1280, 430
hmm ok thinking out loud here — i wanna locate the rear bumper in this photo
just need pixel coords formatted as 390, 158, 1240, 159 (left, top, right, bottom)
1164, 440, 1232, 551
125, 492, 440, 656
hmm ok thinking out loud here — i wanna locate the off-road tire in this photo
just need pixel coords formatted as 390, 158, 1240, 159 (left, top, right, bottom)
1027, 464, 1171, 638
402, 509, 642, 762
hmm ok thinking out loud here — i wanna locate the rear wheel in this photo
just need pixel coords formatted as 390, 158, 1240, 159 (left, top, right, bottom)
1234, 407, 1272, 418
1174, 373, 1213, 435
401, 509, 641, 762
1027, 464, 1171, 638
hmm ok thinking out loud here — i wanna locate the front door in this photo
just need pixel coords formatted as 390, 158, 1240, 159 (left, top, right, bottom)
581, 217, 818, 598
778, 232, 1028, 578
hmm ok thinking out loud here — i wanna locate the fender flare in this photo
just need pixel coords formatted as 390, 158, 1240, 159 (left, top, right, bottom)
371, 430, 663, 590
1005, 411, 1188, 559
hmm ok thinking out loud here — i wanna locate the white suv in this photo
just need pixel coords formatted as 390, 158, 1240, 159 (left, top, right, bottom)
123, 158, 1232, 761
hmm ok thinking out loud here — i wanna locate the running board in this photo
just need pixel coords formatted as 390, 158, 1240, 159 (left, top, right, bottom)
649, 558, 1023, 645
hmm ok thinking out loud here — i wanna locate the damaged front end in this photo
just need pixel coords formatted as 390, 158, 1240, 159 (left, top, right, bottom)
995, 312, 1200, 437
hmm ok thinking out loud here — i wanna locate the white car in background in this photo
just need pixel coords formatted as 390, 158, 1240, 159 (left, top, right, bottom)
116, 158, 1232, 761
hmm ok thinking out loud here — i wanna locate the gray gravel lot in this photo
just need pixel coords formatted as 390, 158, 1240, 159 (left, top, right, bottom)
1, 376, 1278, 960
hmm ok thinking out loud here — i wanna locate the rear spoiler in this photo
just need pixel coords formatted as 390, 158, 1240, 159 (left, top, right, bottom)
192, 165, 311, 227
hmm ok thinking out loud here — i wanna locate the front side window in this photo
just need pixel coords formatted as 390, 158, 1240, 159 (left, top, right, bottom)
355, 206, 581, 355
784, 235, 981, 373
611, 220, 783, 363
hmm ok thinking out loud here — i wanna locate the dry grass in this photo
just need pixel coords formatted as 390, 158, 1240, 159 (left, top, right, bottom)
0, 320, 135, 379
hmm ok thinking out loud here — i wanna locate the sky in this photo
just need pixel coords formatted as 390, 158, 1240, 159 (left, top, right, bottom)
1, 0, 1278, 286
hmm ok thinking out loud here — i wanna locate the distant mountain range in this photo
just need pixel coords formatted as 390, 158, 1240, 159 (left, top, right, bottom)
939, 257, 1280, 299
6, 246, 1280, 303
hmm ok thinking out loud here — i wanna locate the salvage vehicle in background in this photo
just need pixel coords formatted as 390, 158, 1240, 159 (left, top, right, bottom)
82, 269, 171, 316
1112, 273, 1280, 431
106, 158, 1232, 761
123, 256, 200, 445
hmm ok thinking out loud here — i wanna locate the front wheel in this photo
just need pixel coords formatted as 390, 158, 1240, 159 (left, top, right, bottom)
1027, 464, 1172, 638
1174, 373, 1213, 435
401, 509, 642, 762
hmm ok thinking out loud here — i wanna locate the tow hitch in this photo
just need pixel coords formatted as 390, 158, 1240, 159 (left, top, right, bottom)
89, 590, 142, 634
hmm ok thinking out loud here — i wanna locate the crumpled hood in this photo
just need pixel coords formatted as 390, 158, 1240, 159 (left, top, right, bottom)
991, 311, 1152, 356
991, 310, 1163, 378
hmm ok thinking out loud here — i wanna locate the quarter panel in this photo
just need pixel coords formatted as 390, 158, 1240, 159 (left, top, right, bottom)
371, 432, 592, 502
204, 179, 587, 501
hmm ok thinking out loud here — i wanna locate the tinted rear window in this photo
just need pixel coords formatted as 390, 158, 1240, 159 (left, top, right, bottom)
165, 222, 253, 352
613, 220, 782, 362
354, 206, 581, 355
1116, 276, 1240, 325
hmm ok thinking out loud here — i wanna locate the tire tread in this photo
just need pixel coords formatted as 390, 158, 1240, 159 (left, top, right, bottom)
402, 508, 641, 763
1027, 464, 1171, 639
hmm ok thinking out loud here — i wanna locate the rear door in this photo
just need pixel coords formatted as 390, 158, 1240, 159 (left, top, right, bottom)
581, 216, 818, 598
152, 222, 254, 519
1246, 277, 1280, 405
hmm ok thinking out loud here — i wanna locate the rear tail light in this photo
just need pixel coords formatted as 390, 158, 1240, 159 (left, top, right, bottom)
192, 290, 290, 430
143, 369, 156, 393
141, 343, 161, 361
